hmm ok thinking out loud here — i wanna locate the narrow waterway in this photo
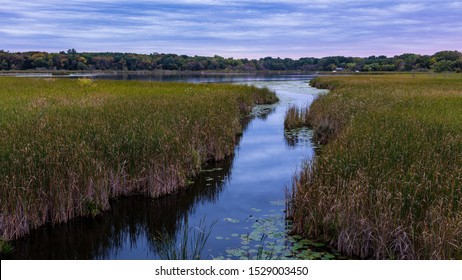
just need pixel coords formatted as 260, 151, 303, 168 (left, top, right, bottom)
9, 76, 328, 259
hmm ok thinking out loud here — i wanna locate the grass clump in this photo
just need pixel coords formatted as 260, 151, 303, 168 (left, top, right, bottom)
284, 105, 309, 130
156, 218, 216, 260
290, 74, 462, 259
0, 77, 277, 241
0, 239, 14, 256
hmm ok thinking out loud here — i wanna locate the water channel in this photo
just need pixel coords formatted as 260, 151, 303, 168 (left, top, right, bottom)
8, 74, 328, 259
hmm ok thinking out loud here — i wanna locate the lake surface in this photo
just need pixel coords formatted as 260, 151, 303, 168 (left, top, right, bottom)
8, 74, 327, 259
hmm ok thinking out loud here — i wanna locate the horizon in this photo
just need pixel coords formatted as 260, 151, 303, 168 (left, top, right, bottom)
1, 1, 462, 59
1, 49, 461, 61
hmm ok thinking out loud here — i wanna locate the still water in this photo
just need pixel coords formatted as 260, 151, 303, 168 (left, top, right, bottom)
9, 74, 327, 259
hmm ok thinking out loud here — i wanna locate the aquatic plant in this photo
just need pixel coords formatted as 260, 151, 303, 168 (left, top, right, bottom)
0, 77, 278, 241
283, 105, 309, 130
212, 202, 342, 260
156, 218, 216, 260
290, 74, 462, 259
0, 240, 14, 256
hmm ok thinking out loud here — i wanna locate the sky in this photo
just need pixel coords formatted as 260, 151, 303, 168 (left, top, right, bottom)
0, 0, 461, 59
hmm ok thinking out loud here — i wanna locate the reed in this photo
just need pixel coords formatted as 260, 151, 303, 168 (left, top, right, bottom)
290, 74, 462, 259
156, 218, 216, 260
0, 77, 277, 241
284, 105, 309, 130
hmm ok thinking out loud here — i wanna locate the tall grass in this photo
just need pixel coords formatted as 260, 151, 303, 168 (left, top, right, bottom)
284, 105, 309, 130
156, 218, 217, 260
0, 77, 278, 241
290, 74, 462, 259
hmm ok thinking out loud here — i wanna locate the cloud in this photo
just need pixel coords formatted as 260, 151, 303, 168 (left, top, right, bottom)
1, 0, 461, 57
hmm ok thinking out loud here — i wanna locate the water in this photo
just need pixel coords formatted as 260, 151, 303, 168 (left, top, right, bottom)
8, 74, 328, 259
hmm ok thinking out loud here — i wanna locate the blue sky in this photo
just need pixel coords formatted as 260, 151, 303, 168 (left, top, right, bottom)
1, 0, 461, 58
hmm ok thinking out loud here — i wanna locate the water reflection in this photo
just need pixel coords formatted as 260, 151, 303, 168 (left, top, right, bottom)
93, 73, 316, 84
8, 102, 275, 260
9, 156, 233, 259
284, 127, 314, 149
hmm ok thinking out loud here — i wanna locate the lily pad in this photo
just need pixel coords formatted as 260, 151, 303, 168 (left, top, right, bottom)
312, 252, 322, 258
322, 253, 336, 260
223, 218, 240, 223
292, 243, 305, 251
270, 200, 285, 206
291, 235, 303, 240
298, 239, 313, 246
226, 248, 246, 257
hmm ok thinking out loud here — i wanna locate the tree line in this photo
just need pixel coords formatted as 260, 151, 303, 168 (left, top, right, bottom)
0, 49, 461, 73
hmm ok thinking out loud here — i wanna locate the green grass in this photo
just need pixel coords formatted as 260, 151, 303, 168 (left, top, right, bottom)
0, 77, 278, 241
290, 74, 462, 259
0, 239, 14, 256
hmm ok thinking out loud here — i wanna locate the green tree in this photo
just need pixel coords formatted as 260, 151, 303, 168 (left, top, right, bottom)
1, 59, 8, 70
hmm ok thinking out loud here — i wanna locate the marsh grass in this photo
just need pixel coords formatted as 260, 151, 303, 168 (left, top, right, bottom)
290, 74, 462, 259
0, 77, 277, 240
284, 105, 309, 130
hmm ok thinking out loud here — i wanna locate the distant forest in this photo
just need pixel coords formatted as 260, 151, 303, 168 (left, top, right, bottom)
1, 49, 461, 72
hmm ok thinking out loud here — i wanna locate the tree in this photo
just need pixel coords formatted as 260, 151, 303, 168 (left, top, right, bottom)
1, 59, 8, 70
433, 50, 461, 62
431, 60, 454, 72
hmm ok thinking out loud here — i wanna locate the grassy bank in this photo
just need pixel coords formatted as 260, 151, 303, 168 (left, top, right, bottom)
0, 77, 278, 241
290, 74, 462, 259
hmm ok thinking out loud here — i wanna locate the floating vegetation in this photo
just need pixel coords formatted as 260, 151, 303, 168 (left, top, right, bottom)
269, 200, 285, 206
213, 205, 342, 260
249, 103, 277, 119
284, 127, 313, 148
223, 218, 240, 224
